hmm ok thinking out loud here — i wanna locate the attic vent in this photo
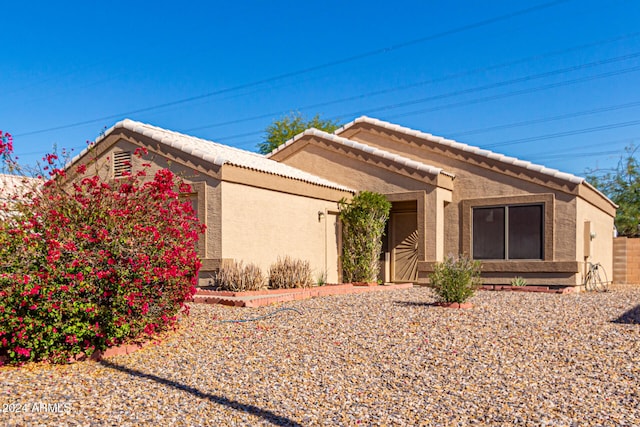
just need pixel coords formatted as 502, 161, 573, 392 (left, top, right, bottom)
113, 151, 132, 178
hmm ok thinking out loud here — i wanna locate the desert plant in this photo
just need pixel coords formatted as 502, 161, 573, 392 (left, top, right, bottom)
316, 271, 327, 287
212, 260, 265, 292
511, 276, 527, 287
339, 191, 391, 283
268, 256, 312, 289
429, 255, 482, 303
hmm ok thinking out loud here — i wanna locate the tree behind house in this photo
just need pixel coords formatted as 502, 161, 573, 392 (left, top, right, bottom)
258, 112, 340, 155
587, 144, 640, 237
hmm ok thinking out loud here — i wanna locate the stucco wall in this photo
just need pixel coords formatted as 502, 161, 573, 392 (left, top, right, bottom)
344, 128, 580, 262
221, 181, 342, 283
274, 127, 618, 286
576, 197, 615, 284
279, 142, 432, 194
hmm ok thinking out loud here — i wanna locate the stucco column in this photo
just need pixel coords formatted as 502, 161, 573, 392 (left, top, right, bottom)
435, 187, 452, 262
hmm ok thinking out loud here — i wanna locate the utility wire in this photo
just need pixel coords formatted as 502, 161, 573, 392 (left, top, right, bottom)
485, 119, 640, 149
533, 149, 627, 161
215, 64, 640, 142
186, 32, 640, 132
353, 54, 640, 117
448, 101, 640, 138
385, 65, 640, 120
527, 136, 640, 158
15, 0, 571, 138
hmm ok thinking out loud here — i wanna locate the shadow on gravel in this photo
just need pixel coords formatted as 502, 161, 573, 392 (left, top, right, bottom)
99, 360, 302, 427
612, 304, 640, 324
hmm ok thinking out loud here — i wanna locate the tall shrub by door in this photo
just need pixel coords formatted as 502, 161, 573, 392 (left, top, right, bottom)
339, 191, 391, 283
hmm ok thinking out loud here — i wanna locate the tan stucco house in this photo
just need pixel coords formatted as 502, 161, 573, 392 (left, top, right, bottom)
65, 116, 616, 289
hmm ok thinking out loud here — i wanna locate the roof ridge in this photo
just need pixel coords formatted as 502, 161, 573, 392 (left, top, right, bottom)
293, 128, 455, 178
336, 116, 586, 185
117, 119, 268, 160
69, 119, 354, 193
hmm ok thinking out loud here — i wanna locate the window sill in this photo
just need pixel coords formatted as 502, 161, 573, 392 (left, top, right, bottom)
418, 260, 579, 273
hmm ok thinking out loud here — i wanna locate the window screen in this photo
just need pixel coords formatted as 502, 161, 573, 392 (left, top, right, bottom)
472, 207, 505, 259
472, 204, 543, 260
508, 205, 543, 259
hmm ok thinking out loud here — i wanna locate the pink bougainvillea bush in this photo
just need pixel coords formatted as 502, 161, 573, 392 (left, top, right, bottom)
0, 139, 204, 365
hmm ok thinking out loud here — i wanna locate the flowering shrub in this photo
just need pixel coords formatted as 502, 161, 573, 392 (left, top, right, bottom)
0, 141, 204, 365
0, 130, 13, 158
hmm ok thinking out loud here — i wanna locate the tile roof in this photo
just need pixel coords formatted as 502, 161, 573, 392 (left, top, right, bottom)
270, 128, 455, 179
336, 116, 586, 185
69, 119, 355, 192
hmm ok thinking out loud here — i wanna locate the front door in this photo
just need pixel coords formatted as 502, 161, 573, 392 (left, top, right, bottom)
390, 211, 419, 282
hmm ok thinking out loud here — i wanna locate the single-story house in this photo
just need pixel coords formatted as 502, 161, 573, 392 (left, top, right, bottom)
64, 116, 616, 288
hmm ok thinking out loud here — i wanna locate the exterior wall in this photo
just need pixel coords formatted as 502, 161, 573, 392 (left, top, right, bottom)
278, 131, 587, 284
342, 127, 614, 286
221, 181, 343, 283
63, 134, 224, 282
275, 126, 615, 286
576, 197, 615, 285
279, 142, 432, 194
613, 237, 640, 284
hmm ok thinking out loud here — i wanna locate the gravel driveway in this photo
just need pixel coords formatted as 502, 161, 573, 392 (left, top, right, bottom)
2, 287, 639, 426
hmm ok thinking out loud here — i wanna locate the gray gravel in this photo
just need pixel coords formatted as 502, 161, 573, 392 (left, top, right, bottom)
1, 287, 639, 426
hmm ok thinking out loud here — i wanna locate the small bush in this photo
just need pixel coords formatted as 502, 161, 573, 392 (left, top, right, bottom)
212, 260, 265, 292
268, 256, 312, 289
511, 276, 527, 287
316, 271, 327, 287
429, 255, 482, 303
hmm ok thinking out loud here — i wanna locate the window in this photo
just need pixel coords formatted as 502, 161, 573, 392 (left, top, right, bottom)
472, 204, 543, 260
113, 151, 132, 178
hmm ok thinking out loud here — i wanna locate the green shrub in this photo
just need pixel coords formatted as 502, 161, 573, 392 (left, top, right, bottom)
268, 256, 312, 289
429, 255, 482, 303
212, 260, 265, 292
315, 271, 327, 287
339, 191, 391, 283
510, 276, 527, 287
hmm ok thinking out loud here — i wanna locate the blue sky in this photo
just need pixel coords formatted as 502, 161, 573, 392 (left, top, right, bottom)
2, 0, 639, 177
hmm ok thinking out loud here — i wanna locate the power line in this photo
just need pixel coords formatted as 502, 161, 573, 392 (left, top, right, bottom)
352, 54, 640, 117
447, 100, 640, 138
528, 136, 640, 158
485, 119, 640, 149
14, 0, 571, 138
186, 32, 640, 132
214, 64, 640, 142
534, 149, 626, 161
386, 64, 640, 120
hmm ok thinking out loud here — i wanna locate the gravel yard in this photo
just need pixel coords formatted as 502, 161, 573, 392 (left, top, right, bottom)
1, 287, 639, 426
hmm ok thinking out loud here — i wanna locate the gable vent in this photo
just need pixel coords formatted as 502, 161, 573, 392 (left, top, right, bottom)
113, 151, 132, 178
